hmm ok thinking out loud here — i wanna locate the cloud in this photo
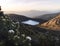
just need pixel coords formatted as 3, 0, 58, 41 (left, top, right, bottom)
0, 0, 60, 11
8, 0, 60, 3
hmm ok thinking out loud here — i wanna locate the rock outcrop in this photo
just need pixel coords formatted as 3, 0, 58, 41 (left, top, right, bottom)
39, 14, 60, 31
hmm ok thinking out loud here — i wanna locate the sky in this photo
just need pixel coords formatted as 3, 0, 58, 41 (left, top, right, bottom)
0, 0, 60, 11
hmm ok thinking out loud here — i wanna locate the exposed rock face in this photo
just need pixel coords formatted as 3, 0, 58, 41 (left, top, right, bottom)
39, 14, 60, 31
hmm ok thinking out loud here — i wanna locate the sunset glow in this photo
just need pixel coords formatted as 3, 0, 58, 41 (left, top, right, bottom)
0, 0, 60, 11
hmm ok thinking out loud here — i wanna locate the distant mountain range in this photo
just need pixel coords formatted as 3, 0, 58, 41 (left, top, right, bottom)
35, 13, 60, 20
18, 10, 51, 18
4, 10, 53, 18
4, 10, 60, 21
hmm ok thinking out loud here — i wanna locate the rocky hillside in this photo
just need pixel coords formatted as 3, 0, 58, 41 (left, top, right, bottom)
39, 14, 60, 31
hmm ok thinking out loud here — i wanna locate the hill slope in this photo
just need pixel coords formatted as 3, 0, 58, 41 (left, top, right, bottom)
39, 14, 60, 31
35, 13, 59, 20
7, 14, 47, 24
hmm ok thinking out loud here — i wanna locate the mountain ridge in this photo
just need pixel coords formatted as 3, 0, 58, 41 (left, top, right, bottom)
39, 13, 60, 31
4, 10, 51, 18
